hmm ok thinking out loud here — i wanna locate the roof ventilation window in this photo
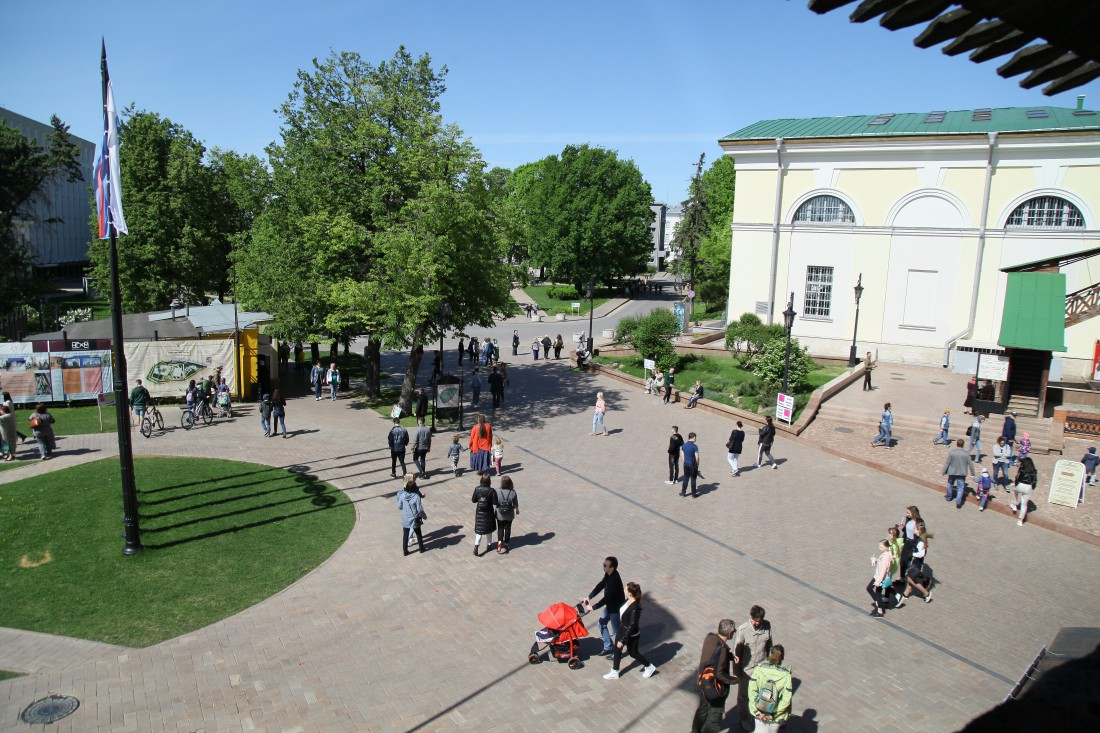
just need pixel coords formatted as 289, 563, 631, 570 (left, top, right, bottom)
1026, 109, 1049, 119
973, 108, 993, 121
923, 111, 946, 123
868, 113, 895, 126
1073, 109, 1098, 116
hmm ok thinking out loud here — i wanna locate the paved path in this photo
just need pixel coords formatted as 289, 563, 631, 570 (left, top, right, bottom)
2, 308, 1100, 731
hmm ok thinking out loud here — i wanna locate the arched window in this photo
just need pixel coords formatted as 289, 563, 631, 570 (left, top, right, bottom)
1006, 196, 1084, 229
793, 195, 855, 224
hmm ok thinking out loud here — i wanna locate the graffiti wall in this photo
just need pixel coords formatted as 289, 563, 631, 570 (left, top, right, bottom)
124, 340, 236, 398
0, 343, 114, 404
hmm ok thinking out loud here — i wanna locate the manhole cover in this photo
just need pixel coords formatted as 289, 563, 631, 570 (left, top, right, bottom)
890, 377, 905, 381
929, 381, 946, 385
835, 426, 854, 433
21, 695, 80, 724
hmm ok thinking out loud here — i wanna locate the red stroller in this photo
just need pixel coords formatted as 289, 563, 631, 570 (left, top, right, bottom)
528, 602, 589, 669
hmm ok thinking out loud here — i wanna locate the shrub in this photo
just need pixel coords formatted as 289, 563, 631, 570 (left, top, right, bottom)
752, 336, 817, 394
622, 308, 679, 370
615, 314, 640, 345
547, 285, 580, 300
726, 311, 783, 361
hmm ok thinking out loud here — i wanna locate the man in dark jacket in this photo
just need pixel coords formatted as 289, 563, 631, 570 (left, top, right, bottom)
487, 367, 504, 408
726, 421, 746, 477
943, 438, 976, 508
692, 619, 739, 733
387, 419, 410, 478
583, 556, 625, 656
665, 426, 684, 484
414, 389, 429, 421
1001, 411, 1018, 464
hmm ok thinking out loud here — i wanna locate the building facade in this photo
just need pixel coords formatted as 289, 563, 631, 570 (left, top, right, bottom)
649, 203, 667, 271
719, 107, 1100, 395
1, 107, 96, 273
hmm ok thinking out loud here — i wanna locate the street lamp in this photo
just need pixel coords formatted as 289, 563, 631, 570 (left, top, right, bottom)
432, 301, 451, 434
586, 280, 595, 353
847, 273, 864, 368
782, 292, 796, 394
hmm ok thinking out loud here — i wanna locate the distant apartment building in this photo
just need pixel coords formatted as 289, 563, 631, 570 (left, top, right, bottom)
649, 203, 667, 271
1, 107, 96, 276
663, 205, 683, 268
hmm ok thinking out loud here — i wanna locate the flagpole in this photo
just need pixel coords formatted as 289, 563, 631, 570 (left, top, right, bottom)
101, 41, 143, 555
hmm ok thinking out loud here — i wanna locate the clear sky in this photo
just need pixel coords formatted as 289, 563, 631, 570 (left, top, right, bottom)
4, 0, 1099, 205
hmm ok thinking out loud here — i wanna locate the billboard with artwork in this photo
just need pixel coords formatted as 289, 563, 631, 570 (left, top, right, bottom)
124, 340, 236, 398
0, 343, 113, 403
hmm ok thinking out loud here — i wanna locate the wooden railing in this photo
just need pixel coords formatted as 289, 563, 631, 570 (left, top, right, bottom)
1066, 282, 1100, 327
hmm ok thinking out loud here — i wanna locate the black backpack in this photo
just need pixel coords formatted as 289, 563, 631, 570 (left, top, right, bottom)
696, 640, 728, 702
496, 488, 514, 513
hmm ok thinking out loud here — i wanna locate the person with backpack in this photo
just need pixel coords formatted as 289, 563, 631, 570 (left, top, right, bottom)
397, 475, 426, 556
967, 415, 984, 462
270, 389, 287, 437
29, 403, 56, 460
259, 393, 273, 437
691, 619, 738, 733
726, 421, 746, 477
602, 581, 657, 680
387, 418, 410, 478
747, 645, 793, 732
494, 475, 519, 554
471, 473, 497, 556
733, 606, 774, 730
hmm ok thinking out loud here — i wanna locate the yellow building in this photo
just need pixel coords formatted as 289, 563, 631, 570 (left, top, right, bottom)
720, 106, 1100, 415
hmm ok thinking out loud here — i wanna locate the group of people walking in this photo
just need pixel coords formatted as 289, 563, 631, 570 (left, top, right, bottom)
664, 417, 780, 496
867, 505, 935, 618
0, 393, 54, 461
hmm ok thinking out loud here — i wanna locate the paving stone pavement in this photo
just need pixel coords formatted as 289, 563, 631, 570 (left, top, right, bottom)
2, 333, 1100, 732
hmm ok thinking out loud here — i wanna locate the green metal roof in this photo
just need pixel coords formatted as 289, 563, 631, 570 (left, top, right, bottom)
721, 107, 1100, 143
998, 272, 1067, 353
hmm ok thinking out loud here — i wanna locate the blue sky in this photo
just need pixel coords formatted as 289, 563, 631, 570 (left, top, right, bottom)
4, 0, 1098, 204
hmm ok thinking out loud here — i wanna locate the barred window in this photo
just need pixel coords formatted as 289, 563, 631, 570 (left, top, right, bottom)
804, 266, 834, 318
1006, 196, 1084, 229
793, 195, 855, 224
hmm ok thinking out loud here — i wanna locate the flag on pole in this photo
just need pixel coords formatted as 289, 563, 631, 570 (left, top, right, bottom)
94, 39, 127, 238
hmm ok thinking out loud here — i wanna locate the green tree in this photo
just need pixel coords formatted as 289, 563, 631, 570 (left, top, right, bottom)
0, 116, 82, 311
621, 308, 679, 370
670, 154, 709, 304
86, 111, 234, 312
696, 156, 736, 307
511, 144, 653, 290
235, 48, 514, 405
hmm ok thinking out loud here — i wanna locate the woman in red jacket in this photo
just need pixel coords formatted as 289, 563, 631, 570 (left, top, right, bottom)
468, 413, 493, 473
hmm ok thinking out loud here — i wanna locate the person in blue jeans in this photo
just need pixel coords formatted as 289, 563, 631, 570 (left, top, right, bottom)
933, 409, 951, 445
583, 556, 625, 656
976, 468, 994, 511
942, 438, 976, 507
871, 402, 893, 448
967, 416, 984, 462
681, 432, 700, 497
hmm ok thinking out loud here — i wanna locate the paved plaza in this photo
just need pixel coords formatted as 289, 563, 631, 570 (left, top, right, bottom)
2, 309, 1100, 732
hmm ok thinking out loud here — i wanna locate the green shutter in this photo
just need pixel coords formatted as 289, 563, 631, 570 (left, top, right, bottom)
998, 272, 1067, 352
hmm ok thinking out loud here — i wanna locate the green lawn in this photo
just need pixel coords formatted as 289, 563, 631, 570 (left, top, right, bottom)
594, 353, 844, 420
46, 292, 112, 322
692, 301, 726, 321
0, 457, 355, 647
4, 403, 124, 435
523, 285, 611, 316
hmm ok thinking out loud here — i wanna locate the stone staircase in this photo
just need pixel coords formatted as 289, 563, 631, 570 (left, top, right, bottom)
814, 402, 1051, 453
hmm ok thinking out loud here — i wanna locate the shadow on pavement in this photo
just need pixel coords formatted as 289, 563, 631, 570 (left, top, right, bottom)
506, 530, 555, 550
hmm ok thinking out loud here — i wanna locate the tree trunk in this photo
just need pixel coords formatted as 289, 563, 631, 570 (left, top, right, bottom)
399, 323, 428, 414
310, 342, 320, 363
342, 337, 350, 356
365, 336, 381, 398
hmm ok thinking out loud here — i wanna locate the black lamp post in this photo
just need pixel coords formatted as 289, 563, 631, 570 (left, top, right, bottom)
432, 301, 450, 434
782, 292, 796, 394
847, 273, 864, 368
586, 280, 595, 353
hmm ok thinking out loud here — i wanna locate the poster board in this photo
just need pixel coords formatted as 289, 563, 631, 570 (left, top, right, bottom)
776, 393, 795, 423
124, 340, 236, 399
0, 343, 114, 403
643, 359, 655, 371
1048, 459, 1085, 508
978, 353, 1010, 382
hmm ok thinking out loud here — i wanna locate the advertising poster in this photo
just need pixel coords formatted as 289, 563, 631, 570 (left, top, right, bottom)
1048, 459, 1085, 508
0, 343, 114, 403
776, 393, 795, 423
124, 340, 236, 399
1093, 341, 1100, 381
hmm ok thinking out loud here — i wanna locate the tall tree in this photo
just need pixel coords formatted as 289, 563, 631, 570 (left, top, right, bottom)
234, 48, 515, 403
670, 154, 709, 313
0, 116, 82, 311
696, 156, 736, 307
512, 144, 653, 290
86, 111, 234, 312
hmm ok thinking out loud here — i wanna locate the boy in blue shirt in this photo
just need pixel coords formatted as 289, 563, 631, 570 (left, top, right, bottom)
681, 432, 700, 498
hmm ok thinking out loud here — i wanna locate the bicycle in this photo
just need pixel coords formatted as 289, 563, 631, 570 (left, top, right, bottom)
180, 397, 215, 430
139, 401, 165, 438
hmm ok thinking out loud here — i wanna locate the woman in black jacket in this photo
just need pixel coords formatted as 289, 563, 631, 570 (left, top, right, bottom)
1011, 456, 1039, 526
471, 473, 497, 556
603, 581, 657, 680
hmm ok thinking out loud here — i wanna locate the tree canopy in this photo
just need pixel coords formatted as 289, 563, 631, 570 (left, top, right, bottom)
0, 116, 82, 312
86, 111, 244, 312
233, 48, 515, 405
671, 154, 736, 308
510, 144, 653, 290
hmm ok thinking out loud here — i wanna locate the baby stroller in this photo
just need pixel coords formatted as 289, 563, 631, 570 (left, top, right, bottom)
528, 602, 589, 670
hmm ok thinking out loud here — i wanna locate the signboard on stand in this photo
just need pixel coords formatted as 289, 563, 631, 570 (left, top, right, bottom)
643, 359, 655, 371
1048, 459, 1085, 508
978, 353, 1010, 382
776, 393, 795, 423
672, 303, 685, 333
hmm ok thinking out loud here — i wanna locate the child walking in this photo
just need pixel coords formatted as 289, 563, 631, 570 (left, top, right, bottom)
448, 435, 466, 477
492, 436, 505, 476
976, 468, 994, 511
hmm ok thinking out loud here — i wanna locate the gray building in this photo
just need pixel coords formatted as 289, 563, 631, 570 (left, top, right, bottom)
1, 107, 96, 274
649, 203, 667, 271
663, 205, 683, 268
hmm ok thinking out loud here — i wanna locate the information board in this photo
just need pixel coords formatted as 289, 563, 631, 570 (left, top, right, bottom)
776, 393, 795, 423
643, 359, 655, 371
1048, 459, 1085, 508
978, 353, 1010, 382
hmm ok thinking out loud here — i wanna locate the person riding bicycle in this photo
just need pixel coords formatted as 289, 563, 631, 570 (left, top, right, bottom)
185, 379, 205, 416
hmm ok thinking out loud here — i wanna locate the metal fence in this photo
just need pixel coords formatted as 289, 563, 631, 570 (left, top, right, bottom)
1064, 413, 1100, 437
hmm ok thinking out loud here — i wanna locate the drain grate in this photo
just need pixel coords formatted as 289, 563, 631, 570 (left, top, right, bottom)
21, 694, 80, 724
835, 426, 854, 433
929, 381, 946, 385
890, 377, 905, 380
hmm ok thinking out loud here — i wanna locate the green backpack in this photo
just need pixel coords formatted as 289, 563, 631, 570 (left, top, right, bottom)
753, 666, 783, 716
